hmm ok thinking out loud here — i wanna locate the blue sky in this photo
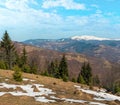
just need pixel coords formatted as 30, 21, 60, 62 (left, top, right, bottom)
0, 0, 120, 41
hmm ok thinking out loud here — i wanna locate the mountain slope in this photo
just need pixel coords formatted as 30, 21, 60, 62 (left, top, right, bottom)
0, 70, 120, 105
14, 42, 120, 90
22, 36, 120, 63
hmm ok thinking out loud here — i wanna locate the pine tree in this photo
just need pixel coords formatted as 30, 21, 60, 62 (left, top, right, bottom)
13, 66, 22, 82
58, 55, 68, 79
79, 62, 92, 85
72, 77, 77, 83
20, 47, 30, 73
47, 59, 59, 78
113, 80, 120, 94
77, 74, 85, 84
86, 63, 92, 85
29, 60, 37, 74
54, 59, 59, 78
0, 60, 6, 69
21, 47, 27, 65
0, 31, 16, 69
93, 75, 100, 86
48, 61, 55, 76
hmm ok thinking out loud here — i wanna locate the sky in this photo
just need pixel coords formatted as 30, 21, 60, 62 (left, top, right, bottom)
0, 0, 120, 41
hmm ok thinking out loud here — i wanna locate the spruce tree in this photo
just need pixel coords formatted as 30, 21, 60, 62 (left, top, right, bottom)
54, 59, 59, 78
20, 47, 30, 73
79, 62, 92, 85
86, 63, 92, 85
13, 66, 22, 82
93, 75, 100, 86
48, 61, 55, 76
0, 31, 16, 69
77, 74, 85, 84
113, 81, 120, 94
21, 47, 27, 65
29, 60, 37, 74
58, 55, 68, 79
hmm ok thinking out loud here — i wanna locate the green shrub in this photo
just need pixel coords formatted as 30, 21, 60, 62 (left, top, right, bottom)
13, 66, 22, 82
77, 74, 85, 84
63, 75, 68, 82
22, 64, 30, 73
114, 83, 120, 94
41, 71, 49, 76
0, 61, 6, 69
72, 77, 76, 83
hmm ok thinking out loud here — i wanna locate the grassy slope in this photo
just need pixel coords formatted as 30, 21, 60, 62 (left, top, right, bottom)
0, 69, 119, 105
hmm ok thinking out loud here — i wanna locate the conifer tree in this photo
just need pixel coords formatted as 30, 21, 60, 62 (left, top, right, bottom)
29, 60, 37, 74
59, 55, 68, 79
93, 75, 100, 86
113, 80, 120, 94
77, 74, 85, 84
78, 62, 92, 85
86, 63, 92, 85
54, 59, 59, 78
0, 31, 16, 69
13, 66, 22, 82
21, 47, 27, 65
20, 47, 31, 73
48, 61, 55, 76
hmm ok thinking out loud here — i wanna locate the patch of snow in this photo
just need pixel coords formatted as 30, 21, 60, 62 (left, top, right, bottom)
0, 82, 55, 103
50, 96, 107, 105
94, 97, 107, 101
0, 83, 17, 89
8, 91, 28, 96
99, 88, 107, 93
23, 78, 35, 82
74, 85, 120, 101
89, 102, 107, 105
30, 79, 35, 82
50, 96, 61, 100
23, 78, 29, 81
71, 35, 110, 41
35, 96, 56, 103
74, 85, 81, 88
0, 92, 5, 96
62, 98, 87, 103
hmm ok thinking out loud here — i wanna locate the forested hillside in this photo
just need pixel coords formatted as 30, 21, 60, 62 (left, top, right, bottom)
0, 31, 119, 95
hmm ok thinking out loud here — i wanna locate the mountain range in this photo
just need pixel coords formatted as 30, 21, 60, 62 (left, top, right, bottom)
23, 35, 120, 63
18, 35, 120, 89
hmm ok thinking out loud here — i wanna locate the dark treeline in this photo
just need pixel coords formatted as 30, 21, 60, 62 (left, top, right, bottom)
0, 31, 120, 94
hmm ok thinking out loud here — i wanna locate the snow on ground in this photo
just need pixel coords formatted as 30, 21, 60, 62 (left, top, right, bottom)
23, 78, 36, 82
89, 102, 107, 105
50, 96, 87, 103
0, 81, 55, 103
0, 78, 117, 104
35, 96, 56, 103
50, 96, 108, 105
74, 85, 120, 101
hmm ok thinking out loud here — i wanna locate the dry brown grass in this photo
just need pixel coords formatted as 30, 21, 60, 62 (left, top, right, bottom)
0, 69, 119, 105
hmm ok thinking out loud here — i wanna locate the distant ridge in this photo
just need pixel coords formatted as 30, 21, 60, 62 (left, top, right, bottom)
71, 35, 120, 41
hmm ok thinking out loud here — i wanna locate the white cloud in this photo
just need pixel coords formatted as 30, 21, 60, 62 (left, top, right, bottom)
0, 0, 120, 40
0, 0, 63, 26
42, 0, 86, 10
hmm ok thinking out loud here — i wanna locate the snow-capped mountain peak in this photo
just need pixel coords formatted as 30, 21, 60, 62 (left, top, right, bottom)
71, 35, 110, 41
